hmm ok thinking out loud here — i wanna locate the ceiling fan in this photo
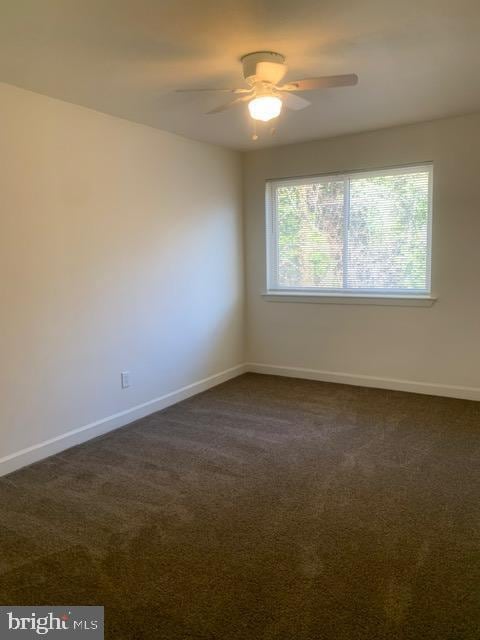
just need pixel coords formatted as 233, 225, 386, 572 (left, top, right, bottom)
176, 51, 358, 131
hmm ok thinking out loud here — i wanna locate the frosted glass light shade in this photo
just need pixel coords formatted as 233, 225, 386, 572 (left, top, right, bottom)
248, 96, 282, 122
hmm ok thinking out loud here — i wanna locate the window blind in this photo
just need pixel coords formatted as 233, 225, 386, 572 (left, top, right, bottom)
267, 164, 432, 295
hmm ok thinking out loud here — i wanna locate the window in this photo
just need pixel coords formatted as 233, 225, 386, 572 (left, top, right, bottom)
266, 164, 433, 298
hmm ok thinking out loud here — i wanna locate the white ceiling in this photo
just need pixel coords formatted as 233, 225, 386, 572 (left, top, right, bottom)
1, 0, 480, 150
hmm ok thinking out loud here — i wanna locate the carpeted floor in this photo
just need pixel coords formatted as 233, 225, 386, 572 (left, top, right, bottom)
0, 373, 479, 639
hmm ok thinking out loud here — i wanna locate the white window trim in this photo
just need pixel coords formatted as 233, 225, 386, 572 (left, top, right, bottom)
265, 163, 434, 302
261, 292, 437, 307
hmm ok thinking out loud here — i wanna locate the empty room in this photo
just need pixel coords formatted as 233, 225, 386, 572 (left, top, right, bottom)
0, 1, 479, 638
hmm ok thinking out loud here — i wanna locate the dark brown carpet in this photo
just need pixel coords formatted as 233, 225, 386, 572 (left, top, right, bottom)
0, 373, 479, 639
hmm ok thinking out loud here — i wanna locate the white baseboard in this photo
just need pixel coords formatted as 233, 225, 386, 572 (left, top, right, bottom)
0, 363, 247, 478
3, 360, 477, 478
247, 362, 480, 402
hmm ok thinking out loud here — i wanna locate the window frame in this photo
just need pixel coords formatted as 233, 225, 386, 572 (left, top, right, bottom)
265, 163, 434, 301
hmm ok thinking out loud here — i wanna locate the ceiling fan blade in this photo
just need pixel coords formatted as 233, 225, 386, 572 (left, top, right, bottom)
280, 74, 358, 91
206, 95, 251, 114
281, 92, 311, 111
176, 87, 252, 94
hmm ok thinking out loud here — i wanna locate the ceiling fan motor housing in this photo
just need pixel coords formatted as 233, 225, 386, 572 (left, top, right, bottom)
241, 51, 286, 85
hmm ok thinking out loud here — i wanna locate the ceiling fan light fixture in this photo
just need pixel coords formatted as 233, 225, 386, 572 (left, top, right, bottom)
248, 95, 282, 122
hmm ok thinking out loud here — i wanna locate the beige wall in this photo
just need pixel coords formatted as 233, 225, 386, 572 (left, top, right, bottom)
0, 82, 244, 470
244, 113, 480, 397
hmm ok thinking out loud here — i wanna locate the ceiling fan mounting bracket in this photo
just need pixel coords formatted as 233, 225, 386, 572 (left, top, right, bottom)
240, 51, 286, 84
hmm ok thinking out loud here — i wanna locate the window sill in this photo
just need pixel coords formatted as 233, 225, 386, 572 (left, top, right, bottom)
262, 292, 437, 307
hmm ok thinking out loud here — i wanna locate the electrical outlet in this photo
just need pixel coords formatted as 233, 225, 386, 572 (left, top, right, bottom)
121, 371, 130, 389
